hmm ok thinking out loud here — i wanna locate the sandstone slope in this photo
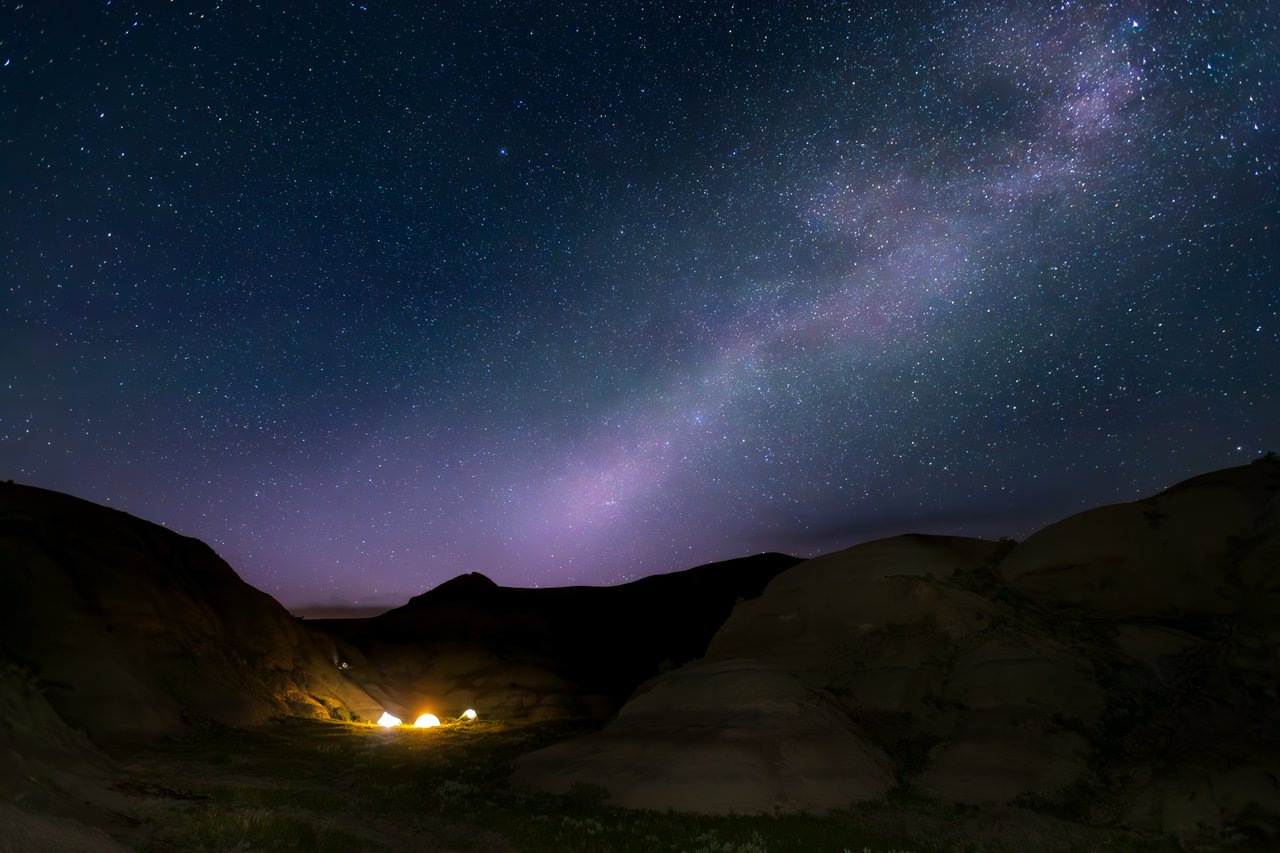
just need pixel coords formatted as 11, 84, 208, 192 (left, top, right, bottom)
0, 482, 385, 748
512, 459, 1280, 842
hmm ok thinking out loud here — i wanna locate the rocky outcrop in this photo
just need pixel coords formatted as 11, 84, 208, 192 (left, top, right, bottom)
0, 663, 134, 852
1003, 458, 1280, 838
0, 483, 384, 748
513, 460, 1280, 844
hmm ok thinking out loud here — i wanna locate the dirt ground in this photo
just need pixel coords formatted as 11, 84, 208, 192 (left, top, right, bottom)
0, 717, 1198, 853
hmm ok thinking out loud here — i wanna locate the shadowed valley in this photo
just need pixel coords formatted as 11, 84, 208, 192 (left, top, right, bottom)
2, 460, 1279, 851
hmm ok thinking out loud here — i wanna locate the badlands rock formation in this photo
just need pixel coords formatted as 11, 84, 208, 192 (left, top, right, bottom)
0, 482, 384, 747
513, 459, 1280, 840
312, 552, 802, 722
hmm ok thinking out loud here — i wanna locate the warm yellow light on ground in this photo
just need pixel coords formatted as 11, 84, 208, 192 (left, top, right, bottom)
376, 712, 402, 727
461, 708, 478, 721
413, 713, 441, 728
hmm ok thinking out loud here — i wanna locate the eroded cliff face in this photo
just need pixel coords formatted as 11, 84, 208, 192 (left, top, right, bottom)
0, 482, 384, 748
513, 460, 1280, 841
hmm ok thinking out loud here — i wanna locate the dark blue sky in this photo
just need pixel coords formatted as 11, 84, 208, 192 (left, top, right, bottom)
3, 1, 1277, 611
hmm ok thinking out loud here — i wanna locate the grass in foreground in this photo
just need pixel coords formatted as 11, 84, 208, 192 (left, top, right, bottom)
109, 717, 1183, 853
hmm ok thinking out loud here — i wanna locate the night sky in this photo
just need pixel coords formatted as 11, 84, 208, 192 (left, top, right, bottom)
3, 2, 1277, 613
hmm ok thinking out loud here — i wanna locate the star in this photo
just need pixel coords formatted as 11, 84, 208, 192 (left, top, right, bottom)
1, 0, 1274, 609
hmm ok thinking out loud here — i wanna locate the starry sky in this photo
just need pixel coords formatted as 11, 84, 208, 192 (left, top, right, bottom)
3, 1, 1277, 613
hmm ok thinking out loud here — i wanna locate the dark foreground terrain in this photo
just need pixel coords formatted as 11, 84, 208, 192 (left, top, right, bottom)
37, 716, 1189, 853
3, 460, 1279, 851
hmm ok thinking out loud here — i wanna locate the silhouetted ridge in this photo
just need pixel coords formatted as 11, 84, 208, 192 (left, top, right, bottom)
1154, 453, 1280, 497
310, 552, 804, 720
404, 571, 499, 605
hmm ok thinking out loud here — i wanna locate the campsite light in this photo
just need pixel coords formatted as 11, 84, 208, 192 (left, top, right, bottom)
413, 713, 441, 728
377, 712, 402, 728
460, 708, 478, 721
